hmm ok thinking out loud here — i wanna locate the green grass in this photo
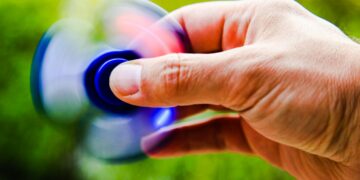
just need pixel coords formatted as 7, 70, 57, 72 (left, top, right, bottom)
79, 153, 292, 180
0, 0, 358, 179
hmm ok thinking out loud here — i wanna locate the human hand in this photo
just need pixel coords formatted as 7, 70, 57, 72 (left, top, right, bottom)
109, 0, 360, 179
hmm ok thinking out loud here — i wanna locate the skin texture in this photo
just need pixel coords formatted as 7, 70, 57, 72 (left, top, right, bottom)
110, 0, 360, 179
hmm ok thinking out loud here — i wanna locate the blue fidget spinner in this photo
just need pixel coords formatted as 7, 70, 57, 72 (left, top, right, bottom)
31, 0, 189, 163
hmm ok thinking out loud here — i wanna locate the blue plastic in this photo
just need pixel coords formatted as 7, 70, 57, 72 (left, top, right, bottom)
30, 32, 53, 115
95, 58, 127, 106
84, 50, 140, 114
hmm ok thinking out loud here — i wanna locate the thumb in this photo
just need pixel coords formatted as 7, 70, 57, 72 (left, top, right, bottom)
110, 45, 266, 108
109, 50, 246, 107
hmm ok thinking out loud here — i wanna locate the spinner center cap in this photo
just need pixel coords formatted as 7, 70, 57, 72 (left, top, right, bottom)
84, 50, 141, 114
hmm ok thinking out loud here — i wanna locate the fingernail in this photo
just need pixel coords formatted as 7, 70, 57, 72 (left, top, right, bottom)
110, 64, 142, 96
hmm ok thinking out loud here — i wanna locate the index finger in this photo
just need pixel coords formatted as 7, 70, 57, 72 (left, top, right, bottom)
168, 1, 252, 53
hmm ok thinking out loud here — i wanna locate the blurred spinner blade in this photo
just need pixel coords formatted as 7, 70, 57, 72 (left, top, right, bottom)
31, 0, 189, 162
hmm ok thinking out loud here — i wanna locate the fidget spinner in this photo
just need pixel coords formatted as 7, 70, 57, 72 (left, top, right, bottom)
31, 0, 189, 163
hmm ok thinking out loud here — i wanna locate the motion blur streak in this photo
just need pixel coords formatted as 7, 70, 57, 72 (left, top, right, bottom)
31, 0, 188, 163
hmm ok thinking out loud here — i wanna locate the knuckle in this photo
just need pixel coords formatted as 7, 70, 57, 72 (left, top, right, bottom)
171, 3, 202, 21
159, 53, 190, 103
259, 0, 296, 12
254, 0, 302, 25
249, 0, 303, 40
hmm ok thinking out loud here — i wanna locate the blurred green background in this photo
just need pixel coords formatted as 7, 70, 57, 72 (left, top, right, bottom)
0, 0, 358, 179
